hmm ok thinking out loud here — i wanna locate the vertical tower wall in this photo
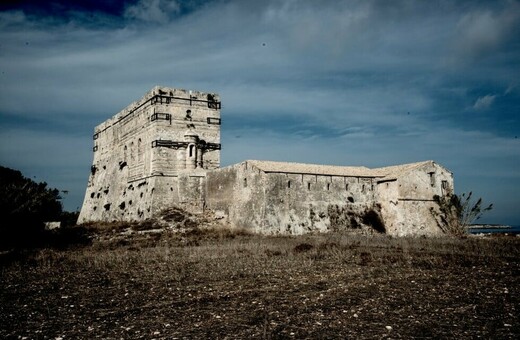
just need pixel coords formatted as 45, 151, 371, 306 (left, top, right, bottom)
78, 86, 221, 223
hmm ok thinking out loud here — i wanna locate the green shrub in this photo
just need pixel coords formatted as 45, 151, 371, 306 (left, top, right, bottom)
0, 166, 63, 248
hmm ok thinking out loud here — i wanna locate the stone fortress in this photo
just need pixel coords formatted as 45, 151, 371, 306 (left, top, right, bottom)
78, 86, 454, 236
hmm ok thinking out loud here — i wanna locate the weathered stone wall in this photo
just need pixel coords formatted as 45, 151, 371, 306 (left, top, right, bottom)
262, 172, 377, 234
205, 161, 453, 236
78, 86, 221, 223
205, 161, 380, 234
377, 162, 454, 236
205, 162, 267, 230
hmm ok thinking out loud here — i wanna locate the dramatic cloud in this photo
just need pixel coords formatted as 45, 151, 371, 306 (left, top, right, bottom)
452, 3, 520, 60
0, 0, 519, 224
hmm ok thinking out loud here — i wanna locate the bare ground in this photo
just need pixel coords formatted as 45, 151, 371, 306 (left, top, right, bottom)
1, 224, 519, 339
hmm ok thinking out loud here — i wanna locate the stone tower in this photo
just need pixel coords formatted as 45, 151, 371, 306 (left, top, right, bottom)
78, 86, 221, 223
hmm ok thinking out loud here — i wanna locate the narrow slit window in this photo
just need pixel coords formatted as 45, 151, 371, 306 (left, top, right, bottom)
441, 180, 449, 195
288, 180, 291, 188
307, 182, 311, 190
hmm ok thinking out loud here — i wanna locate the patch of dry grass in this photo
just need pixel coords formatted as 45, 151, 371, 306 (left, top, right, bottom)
1, 227, 519, 339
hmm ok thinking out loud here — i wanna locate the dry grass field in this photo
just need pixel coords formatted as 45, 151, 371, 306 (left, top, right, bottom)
1, 223, 519, 339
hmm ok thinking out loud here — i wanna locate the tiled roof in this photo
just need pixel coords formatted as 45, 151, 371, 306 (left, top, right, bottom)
372, 161, 434, 177
247, 160, 378, 177
246, 160, 435, 178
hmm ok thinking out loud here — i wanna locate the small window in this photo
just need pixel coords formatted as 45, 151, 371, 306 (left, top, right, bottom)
150, 112, 171, 121
362, 184, 365, 192
429, 172, 436, 187
345, 183, 349, 191
243, 178, 247, 187
288, 180, 291, 188
307, 182, 311, 190
441, 180, 450, 195
207, 117, 221, 125
207, 94, 221, 109
327, 183, 330, 191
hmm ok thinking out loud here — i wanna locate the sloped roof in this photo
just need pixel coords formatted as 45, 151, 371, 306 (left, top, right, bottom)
372, 161, 434, 177
247, 160, 377, 177
246, 160, 439, 179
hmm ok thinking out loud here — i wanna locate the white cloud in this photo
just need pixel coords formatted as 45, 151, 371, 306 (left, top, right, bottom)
124, 0, 180, 24
451, 2, 520, 61
473, 94, 497, 110
505, 84, 516, 95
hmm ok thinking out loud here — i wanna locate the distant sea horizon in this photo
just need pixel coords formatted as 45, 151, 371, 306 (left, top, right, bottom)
468, 224, 520, 235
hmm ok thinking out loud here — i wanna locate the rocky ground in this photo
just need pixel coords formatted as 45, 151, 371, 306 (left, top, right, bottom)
1, 214, 519, 339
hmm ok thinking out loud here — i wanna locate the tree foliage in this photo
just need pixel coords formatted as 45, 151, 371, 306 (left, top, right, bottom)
432, 192, 493, 236
0, 166, 63, 247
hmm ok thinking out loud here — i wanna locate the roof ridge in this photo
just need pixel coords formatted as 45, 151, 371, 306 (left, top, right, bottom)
247, 159, 370, 169
372, 160, 434, 176
246, 160, 378, 177
244, 159, 440, 178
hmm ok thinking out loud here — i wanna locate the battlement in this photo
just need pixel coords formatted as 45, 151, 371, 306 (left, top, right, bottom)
94, 86, 220, 137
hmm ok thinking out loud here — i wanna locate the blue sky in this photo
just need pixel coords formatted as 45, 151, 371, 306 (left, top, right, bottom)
0, 0, 519, 225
